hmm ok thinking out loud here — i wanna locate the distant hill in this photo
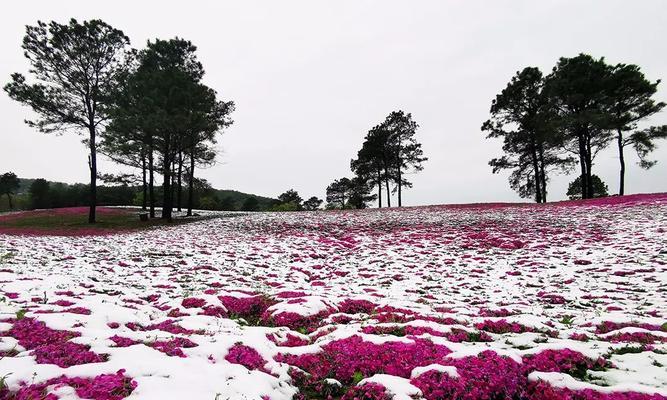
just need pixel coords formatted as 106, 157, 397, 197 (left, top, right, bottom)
1, 178, 277, 212
214, 189, 277, 211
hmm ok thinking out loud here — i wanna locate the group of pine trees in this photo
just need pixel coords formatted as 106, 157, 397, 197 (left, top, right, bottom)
4, 19, 234, 222
327, 110, 427, 209
484, 54, 666, 202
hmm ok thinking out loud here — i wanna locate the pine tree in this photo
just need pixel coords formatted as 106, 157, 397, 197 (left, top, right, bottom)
4, 19, 131, 222
604, 63, 665, 195
483, 67, 571, 202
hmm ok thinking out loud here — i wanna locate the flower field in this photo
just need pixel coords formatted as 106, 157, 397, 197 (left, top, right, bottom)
0, 194, 666, 400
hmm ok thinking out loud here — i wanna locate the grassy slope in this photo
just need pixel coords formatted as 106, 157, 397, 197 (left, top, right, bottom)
0, 207, 212, 236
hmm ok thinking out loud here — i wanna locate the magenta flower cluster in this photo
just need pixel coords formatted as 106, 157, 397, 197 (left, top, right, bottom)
474, 319, 533, 334
219, 294, 276, 321
277, 339, 664, 400
181, 297, 207, 308
0, 369, 136, 400
109, 334, 197, 357
5, 317, 106, 368
276, 335, 451, 384
338, 299, 377, 315
224, 343, 268, 371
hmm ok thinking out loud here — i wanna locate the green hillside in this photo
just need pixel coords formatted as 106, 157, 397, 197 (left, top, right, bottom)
0, 178, 277, 212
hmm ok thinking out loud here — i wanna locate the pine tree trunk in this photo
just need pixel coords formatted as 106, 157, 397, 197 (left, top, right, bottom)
148, 143, 155, 218
377, 168, 382, 208
141, 151, 147, 211
530, 140, 542, 204
397, 165, 402, 207
617, 129, 625, 196
538, 144, 547, 203
7, 194, 13, 210
585, 135, 594, 199
385, 174, 391, 208
161, 135, 172, 221
88, 125, 97, 224
187, 152, 195, 217
177, 151, 183, 212
577, 131, 588, 199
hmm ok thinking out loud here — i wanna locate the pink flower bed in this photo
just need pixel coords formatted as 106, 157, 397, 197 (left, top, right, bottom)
225, 343, 268, 371
0, 369, 136, 400
2, 193, 667, 398
276, 335, 451, 384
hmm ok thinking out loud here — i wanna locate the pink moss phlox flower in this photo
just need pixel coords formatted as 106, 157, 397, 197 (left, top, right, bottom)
411, 350, 525, 400
340, 382, 391, 400
0, 369, 136, 400
109, 335, 140, 347
52, 300, 75, 307
219, 295, 276, 320
63, 307, 92, 315
276, 291, 307, 299
478, 308, 514, 317
225, 343, 267, 371
267, 333, 310, 347
167, 308, 189, 318
150, 337, 198, 358
6, 318, 79, 349
338, 299, 377, 315
475, 319, 532, 334
607, 332, 667, 344
596, 321, 663, 334
181, 297, 207, 308
527, 379, 667, 400
276, 335, 450, 384
125, 319, 202, 335
199, 305, 227, 317
5, 317, 106, 366
522, 349, 609, 378
32, 342, 107, 367
263, 310, 333, 332
569, 333, 591, 342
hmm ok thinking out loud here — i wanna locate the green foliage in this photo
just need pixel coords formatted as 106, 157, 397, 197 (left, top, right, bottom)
218, 196, 236, 211
0, 177, 274, 213
0, 172, 20, 210
567, 175, 609, 200
4, 19, 133, 223
351, 371, 364, 385
241, 196, 260, 211
326, 177, 375, 209
29, 179, 50, 209
485, 54, 665, 199
270, 202, 300, 212
15, 309, 27, 320
277, 189, 303, 209
302, 196, 323, 211
326, 178, 352, 209
483, 67, 572, 203
627, 125, 667, 170
609, 345, 646, 355
350, 110, 426, 207
199, 196, 220, 210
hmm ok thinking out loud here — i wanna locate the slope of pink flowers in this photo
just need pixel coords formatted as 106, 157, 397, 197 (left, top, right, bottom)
1, 193, 666, 399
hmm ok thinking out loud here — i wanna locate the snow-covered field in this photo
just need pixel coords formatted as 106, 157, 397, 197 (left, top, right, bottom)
1, 194, 666, 400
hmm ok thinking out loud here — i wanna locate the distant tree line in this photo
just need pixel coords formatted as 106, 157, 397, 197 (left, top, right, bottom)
483, 54, 667, 202
260, 189, 323, 212
326, 110, 427, 210
4, 19, 234, 223
0, 175, 278, 213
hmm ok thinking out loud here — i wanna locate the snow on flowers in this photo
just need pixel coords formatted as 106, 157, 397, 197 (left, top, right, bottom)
0, 193, 666, 399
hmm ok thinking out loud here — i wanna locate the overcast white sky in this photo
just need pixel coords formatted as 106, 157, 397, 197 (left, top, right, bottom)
1, 0, 666, 205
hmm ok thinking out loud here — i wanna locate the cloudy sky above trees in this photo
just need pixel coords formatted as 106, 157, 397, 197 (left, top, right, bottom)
1, 0, 666, 205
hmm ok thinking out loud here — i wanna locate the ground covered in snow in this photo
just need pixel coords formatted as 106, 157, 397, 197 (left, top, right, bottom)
0, 194, 666, 400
